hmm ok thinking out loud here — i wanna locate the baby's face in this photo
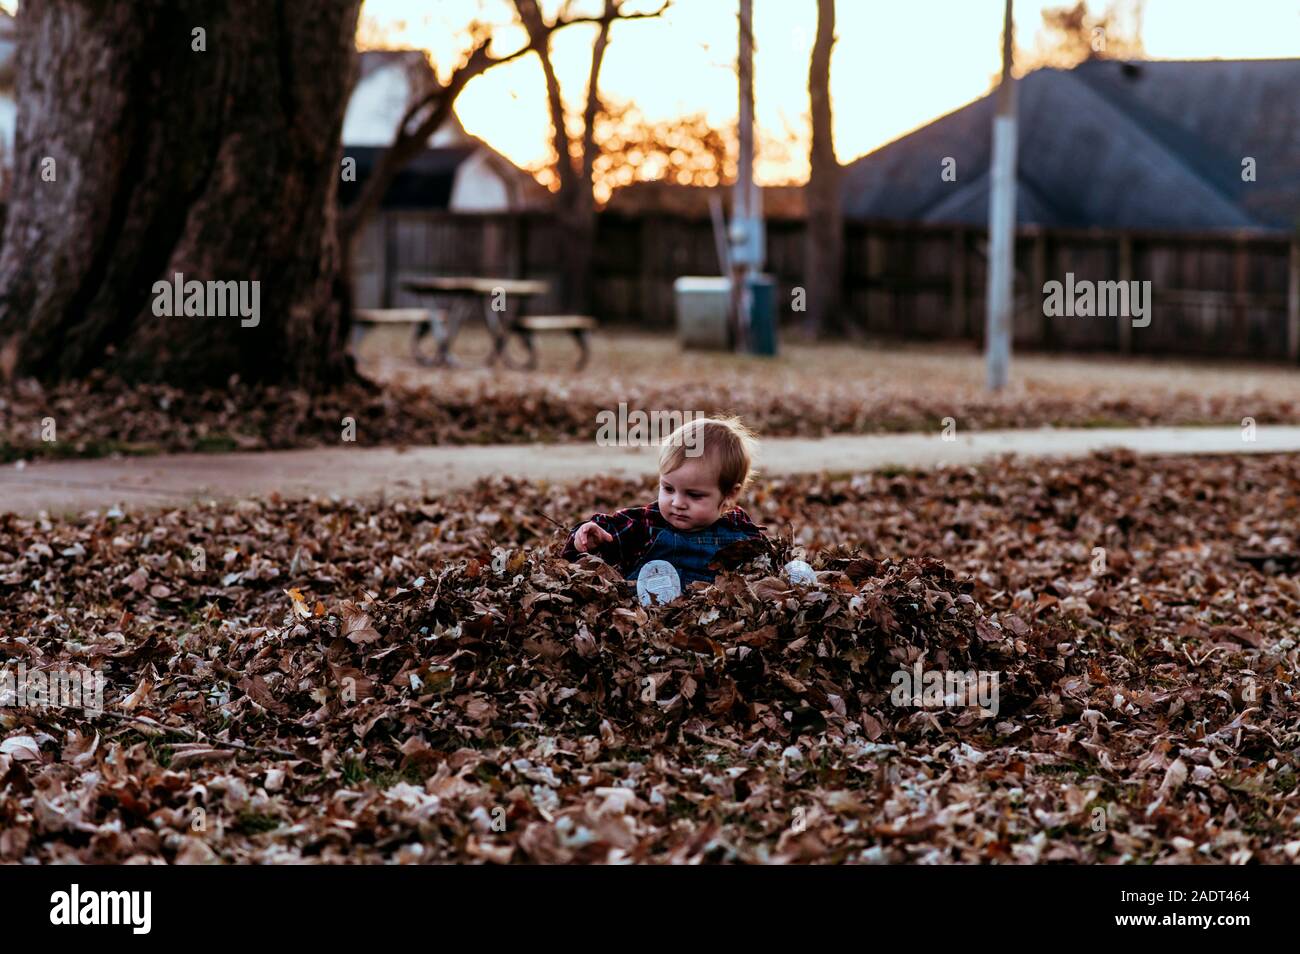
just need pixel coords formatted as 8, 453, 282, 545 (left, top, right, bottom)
658, 457, 733, 531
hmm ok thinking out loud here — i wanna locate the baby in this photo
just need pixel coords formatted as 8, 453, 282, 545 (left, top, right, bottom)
564, 416, 807, 605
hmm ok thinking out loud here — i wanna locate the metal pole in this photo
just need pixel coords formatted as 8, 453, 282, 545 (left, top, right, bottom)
732, 0, 759, 353
985, 0, 1017, 391
1288, 238, 1300, 363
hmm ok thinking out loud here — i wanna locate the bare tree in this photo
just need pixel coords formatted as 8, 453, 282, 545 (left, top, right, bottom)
340, 0, 666, 316
514, 0, 670, 312
802, 0, 841, 338
340, 5, 655, 247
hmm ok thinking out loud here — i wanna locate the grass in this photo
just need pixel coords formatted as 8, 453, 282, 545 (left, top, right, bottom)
340, 756, 430, 790
0, 433, 249, 463
358, 325, 1300, 411
6, 329, 1295, 467
236, 811, 284, 834
193, 434, 241, 453
1272, 768, 1298, 795
1033, 758, 1098, 781
0, 438, 164, 463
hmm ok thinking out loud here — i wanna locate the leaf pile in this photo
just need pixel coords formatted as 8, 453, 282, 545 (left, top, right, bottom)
307, 548, 1050, 746
3, 368, 1295, 462
1, 451, 1298, 863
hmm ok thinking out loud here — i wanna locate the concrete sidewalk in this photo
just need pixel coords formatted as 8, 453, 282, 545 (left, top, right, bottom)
3, 426, 1299, 517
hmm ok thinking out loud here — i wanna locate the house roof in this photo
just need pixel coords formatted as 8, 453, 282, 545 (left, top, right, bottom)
342, 48, 550, 210
841, 58, 1300, 232
338, 144, 475, 209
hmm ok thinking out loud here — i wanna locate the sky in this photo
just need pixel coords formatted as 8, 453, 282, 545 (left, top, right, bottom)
3, 0, 1294, 181
357, 0, 1300, 183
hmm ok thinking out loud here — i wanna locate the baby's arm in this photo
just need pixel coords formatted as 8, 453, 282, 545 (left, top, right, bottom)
572, 521, 614, 552
561, 505, 654, 568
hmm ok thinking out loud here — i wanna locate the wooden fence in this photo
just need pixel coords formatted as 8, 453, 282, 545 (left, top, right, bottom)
354, 210, 1300, 361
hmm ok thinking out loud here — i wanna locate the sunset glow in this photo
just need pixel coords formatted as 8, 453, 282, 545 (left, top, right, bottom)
357, 0, 1300, 184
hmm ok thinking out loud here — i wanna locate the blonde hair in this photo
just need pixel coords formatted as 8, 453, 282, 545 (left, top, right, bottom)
658, 416, 757, 498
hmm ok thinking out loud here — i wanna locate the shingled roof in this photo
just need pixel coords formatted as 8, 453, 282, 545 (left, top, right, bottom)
841, 58, 1300, 232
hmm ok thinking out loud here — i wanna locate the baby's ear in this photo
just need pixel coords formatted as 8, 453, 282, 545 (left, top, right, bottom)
721, 483, 742, 508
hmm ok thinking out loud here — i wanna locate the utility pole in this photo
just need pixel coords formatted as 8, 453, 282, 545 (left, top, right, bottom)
730, 0, 763, 353
985, 0, 1017, 391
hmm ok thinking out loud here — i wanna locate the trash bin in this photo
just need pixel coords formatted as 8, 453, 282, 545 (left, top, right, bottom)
674, 276, 731, 350
746, 273, 777, 356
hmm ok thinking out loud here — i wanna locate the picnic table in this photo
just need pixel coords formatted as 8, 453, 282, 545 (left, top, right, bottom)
401, 276, 549, 368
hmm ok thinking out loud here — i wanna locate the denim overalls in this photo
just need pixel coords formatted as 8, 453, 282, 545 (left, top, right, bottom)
625, 520, 756, 586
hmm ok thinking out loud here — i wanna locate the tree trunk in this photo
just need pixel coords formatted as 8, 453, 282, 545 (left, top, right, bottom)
0, 0, 362, 389
563, 0, 611, 317
557, 197, 596, 315
804, 0, 842, 339
515, 0, 606, 315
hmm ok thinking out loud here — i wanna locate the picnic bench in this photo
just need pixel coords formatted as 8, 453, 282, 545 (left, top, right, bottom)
397, 276, 597, 370
351, 308, 440, 365
513, 314, 597, 370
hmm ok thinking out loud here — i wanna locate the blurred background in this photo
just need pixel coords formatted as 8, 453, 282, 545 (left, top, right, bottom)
0, 0, 1296, 404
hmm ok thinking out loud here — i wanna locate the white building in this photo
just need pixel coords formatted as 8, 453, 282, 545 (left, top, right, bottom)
343, 50, 548, 213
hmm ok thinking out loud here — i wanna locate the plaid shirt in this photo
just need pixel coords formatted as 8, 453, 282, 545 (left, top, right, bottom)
562, 502, 766, 578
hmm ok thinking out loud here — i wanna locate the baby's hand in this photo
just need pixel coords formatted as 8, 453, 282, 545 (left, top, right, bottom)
574, 521, 614, 553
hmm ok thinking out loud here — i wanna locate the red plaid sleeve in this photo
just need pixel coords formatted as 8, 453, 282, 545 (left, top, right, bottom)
721, 506, 767, 537
561, 504, 658, 576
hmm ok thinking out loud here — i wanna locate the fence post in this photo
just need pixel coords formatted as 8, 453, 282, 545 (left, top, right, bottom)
508, 213, 522, 279
381, 213, 397, 308
640, 215, 659, 326
1288, 238, 1300, 363
866, 231, 884, 333
951, 228, 967, 338
1233, 237, 1249, 353
1117, 234, 1133, 353
1033, 230, 1048, 349
512, 218, 522, 285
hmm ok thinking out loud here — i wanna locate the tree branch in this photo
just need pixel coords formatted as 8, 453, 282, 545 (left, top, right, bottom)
579, 0, 616, 204
341, 1, 668, 248
517, 0, 670, 210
